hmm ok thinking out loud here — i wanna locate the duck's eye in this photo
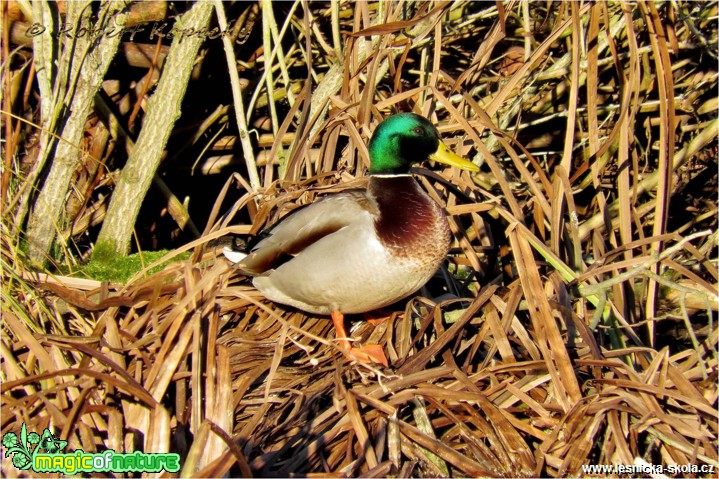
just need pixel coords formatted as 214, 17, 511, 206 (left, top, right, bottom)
412, 126, 424, 135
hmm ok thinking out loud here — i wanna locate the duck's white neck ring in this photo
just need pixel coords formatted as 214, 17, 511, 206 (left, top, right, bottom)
371, 173, 413, 178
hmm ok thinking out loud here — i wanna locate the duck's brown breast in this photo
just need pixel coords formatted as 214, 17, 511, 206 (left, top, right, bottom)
369, 176, 451, 265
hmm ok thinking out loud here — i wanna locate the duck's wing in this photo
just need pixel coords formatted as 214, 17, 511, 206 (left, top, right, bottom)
232, 190, 377, 275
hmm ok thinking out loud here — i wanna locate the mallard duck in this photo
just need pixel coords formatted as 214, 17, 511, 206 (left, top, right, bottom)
223, 113, 478, 366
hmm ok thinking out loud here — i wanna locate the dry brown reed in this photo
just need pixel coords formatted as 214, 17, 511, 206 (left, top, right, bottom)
2, 1, 717, 477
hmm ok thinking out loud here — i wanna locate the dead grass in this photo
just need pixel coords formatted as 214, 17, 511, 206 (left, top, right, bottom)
2, 1, 718, 477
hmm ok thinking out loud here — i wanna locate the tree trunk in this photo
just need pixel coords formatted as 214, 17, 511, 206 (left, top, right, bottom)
94, 1, 213, 259
25, 1, 129, 266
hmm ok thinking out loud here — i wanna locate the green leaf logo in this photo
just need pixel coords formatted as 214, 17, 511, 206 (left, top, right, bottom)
1, 424, 67, 471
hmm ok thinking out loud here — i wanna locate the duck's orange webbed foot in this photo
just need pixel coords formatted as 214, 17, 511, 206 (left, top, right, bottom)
343, 344, 389, 367
331, 311, 389, 367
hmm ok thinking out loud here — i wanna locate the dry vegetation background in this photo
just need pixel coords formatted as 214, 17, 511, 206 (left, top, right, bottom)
2, 1, 718, 477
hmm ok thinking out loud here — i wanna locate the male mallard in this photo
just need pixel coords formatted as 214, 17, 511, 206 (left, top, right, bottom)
223, 113, 478, 366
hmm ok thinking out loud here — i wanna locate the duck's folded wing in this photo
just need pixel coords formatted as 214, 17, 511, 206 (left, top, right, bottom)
235, 191, 376, 275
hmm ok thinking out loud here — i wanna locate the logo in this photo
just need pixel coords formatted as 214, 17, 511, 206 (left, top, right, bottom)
2, 424, 180, 475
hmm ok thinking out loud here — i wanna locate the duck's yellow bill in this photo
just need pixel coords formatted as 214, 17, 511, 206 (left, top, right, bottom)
430, 140, 479, 172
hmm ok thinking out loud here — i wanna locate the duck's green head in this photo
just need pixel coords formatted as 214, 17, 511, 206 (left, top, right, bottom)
368, 113, 479, 175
